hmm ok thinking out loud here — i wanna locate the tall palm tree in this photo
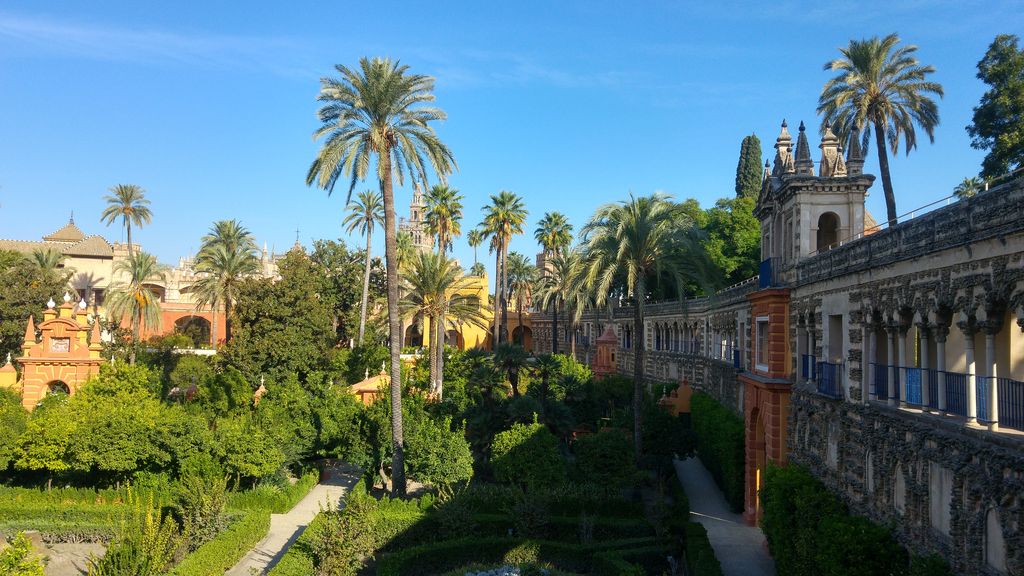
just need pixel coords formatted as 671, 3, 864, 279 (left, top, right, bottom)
493, 343, 528, 399
28, 248, 65, 272
343, 190, 385, 345
424, 184, 463, 254
423, 184, 464, 387
818, 34, 943, 226
506, 252, 536, 347
400, 251, 487, 398
192, 220, 259, 346
534, 212, 573, 259
581, 193, 713, 458
306, 57, 456, 497
537, 249, 588, 356
480, 191, 527, 346
467, 228, 484, 266
107, 252, 166, 364
100, 184, 152, 258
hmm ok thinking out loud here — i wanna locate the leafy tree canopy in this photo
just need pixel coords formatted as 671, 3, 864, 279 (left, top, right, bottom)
0, 250, 71, 365
968, 34, 1024, 179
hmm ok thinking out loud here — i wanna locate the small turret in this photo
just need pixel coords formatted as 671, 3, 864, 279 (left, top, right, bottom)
22, 315, 36, 353
818, 121, 848, 178
846, 127, 864, 176
794, 121, 815, 176
772, 120, 794, 176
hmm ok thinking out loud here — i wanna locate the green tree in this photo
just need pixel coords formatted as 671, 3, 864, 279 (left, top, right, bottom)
536, 249, 587, 356
467, 228, 484, 267
506, 252, 536, 345
480, 191, 528, 345
0, 251, 71, 365
311, 239, 385, 345
953, 176, 984, 199
493, 343, 529, 398
15, 395, 78, 488
192, 220, 259, 346
342, 190, 385, 345
27, 248, 66, 272
306, 57, 457, 496
819, 34, 944, 226
734, 134, 763, 198
106, 252, 166, 363
215, 414, 285, 488
100, 184, 152, 259
582, 193, 714, 458
491, 421, 565, 490
423, 184, 464, 385
0, 389, 29, 471
399, 251, 487, 398
703, 196, 761, 285
534, 212, 572, 258
404, 416, 473, 487
967, 34, 1024, 179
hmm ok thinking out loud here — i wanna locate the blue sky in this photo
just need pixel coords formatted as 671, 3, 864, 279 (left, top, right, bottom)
1, 1, 1021, 284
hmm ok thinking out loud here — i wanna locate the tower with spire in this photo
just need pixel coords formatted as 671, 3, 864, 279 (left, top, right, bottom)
398, 182, 434, 252
755, 118, 876, 283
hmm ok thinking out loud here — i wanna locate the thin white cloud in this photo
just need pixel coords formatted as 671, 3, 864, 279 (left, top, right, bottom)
0, 11, 319, 77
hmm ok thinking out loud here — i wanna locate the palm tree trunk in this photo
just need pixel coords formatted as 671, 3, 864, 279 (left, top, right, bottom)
570, 324, 577, 358
551, 304, 559, 355
492, 249, 502, 347
211, 307, 218, 349
224, 299, 232, 344
517, 298, 524, 349
130, 309, 140, 365
126, 222, 134, 259
500, 245, 509, 343
429, 313, 439, 394
437, 305, 446, 399
873, 118, 898, 226
380, 158, 406, 497
358, 229, 373, 345
632, 275, 646, 461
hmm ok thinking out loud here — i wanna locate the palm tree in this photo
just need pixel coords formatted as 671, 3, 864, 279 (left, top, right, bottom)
306, 57, 456, 497
537, 248, 586, 355
532, 354, 559, 404
28, 248, 65, 272
100, 184, 153, 258
396, 230, 416, 349
469, 262, 486, 277
581, 192, 713, 458
818, 34, 943, 226
192, 220, 259, 346
400, 251, 487, 398
953, 176, 984, 200
534, 212, 573, 259
493, 343, 528, 398
467, 228, 484, 266
506, 252, 536, 347
107, 252, 166, 364
343, 190, 385, 345
480, 191, 527, 346
424, 184, 463, 254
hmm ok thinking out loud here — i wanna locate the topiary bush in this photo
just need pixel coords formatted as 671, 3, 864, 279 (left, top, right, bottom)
491, 421, 566, 490
405, 416, 474, 488
573, 431, 635, 487
690, 392, 744, 511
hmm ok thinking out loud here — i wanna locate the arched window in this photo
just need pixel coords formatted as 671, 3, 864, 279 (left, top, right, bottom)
985, 508, 1008, 573
817, 212, 840, 252
47, 381, 70, 395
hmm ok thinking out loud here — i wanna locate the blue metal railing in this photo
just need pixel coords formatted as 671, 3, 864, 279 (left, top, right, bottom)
977, 377, 991, 424
801, 354, 816, 380
758, 258, 779, 289
905, 367, 923, 406
817, 361, 843, 399
976, 376, 1024, 431
944, 372, 968, 417
926, 369, 939, 410
733, 348, 741, 369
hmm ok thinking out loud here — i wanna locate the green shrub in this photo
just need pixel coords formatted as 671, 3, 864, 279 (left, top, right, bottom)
761, 463, 916, 576
573, 431, 635, 487
690, 392, 744, 511
175, 475, 229, 551
685, 523, 723, 576
169, 510, 270, 576
641, 403, 695, 477
226, 469, 319, 513
491, 421, 565, 490
0, 532, 45, 576
90, 507, 184, 576
405, 417, 474, 488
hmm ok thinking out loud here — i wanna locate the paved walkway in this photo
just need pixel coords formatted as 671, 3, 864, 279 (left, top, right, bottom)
674, 457, 776, 576
226, 463, 361, 576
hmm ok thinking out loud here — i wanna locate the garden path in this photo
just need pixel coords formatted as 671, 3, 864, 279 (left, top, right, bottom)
674, 456, 776, 576
226, 462, 361, 576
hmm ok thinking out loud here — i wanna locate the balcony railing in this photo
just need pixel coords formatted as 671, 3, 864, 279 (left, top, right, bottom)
905, 367, 923, 406
871, 363, 899, 402
977, 377, 1024, 431
944, 372, 968, 417
759, 257, 781, 289
817, 361, 843, 399
801, 354, 816, 381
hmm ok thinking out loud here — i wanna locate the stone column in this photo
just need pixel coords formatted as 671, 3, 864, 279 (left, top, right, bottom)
960, 321, 978, 426
935, 324, 949, 413
983, 321, 1001, 430
867, 325, 877, 401
887, 326, 897, 407
897, 326, 908, 407
919, 324, 931, 410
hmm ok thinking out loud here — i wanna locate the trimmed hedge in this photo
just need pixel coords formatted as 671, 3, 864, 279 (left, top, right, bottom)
761, 464, 952, 576
0, 486, 169, 542
226, 469, 319, 513
685, 523, 723, 576
690, 392, 745, 512
170, 509, 271, 576
376, 536, 667, 576
453, 483, 644, 518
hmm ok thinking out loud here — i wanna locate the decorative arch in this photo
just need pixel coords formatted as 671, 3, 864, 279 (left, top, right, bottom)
817, 212, 841, 252
47, 380, 70, 395
512, 326, 533, 351
174, 315, 211, 348
405, 323, 423, 348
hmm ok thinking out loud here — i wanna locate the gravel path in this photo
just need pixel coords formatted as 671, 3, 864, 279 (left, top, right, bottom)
675, 457, 776, 576
226, 463, 361, 576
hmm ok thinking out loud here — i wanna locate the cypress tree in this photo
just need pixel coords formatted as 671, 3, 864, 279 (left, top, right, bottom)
734, 134, 763, 198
